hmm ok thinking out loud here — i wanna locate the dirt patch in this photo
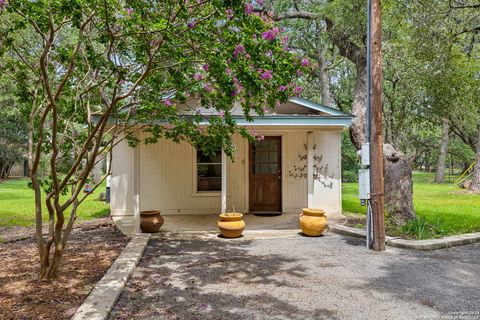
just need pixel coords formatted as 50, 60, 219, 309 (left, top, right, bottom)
344, 213, 366, 228
0, 219, 129, 320
0, 217, 113, 243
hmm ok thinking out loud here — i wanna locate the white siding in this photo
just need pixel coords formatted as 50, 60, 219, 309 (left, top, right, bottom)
280, 131, 309, 213
110, 128, 343, 217
312, 131, 342, 217
111, 135, 135, 216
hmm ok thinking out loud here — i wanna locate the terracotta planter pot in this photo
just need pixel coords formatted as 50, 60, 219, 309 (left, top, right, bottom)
140, 210, 164, 233
299, 208, 327, 237
218, 213, 245, 238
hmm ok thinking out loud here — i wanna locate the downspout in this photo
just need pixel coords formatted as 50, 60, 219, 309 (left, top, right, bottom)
221, 149, 227, 214
307, 132, 314, 208
133, 142, 141, 234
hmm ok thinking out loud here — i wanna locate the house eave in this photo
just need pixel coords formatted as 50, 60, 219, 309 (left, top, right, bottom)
288, 97, 353, 117
144, 115, 352, 127
106, 115, 352, 128
231, 116, 352, 127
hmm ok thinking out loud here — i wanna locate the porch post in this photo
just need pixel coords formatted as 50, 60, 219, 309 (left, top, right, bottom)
307, 132, 314, 208
221, 149, 227, 214
133, 144, 141, 233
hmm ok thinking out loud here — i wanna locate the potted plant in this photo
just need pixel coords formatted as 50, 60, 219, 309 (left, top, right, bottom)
299, 208, 327, 236
218, 212, 245, 238
140, 210, 164, 233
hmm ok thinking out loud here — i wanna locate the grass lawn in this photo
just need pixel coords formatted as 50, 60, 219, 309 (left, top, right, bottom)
343, 171, 480, 238
0, 178, 109, 228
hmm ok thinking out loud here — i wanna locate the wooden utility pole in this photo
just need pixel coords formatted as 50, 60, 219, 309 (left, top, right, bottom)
370, 0, 385, 251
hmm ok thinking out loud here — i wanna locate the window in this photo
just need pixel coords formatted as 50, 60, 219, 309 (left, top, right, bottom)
196, 149, 221, 192
252, 140, 279, 174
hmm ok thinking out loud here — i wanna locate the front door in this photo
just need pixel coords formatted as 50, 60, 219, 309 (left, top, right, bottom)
249, 136, 282, 213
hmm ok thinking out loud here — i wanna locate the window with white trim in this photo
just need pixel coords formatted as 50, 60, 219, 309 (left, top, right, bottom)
196, 149, 221, 192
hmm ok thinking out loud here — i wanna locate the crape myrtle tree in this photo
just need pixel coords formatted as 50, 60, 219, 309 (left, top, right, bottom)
0, 0, 306, 280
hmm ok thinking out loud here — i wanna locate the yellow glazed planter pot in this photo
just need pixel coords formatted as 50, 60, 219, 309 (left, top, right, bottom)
218, 213, 245, 238
299, 208, 327, 236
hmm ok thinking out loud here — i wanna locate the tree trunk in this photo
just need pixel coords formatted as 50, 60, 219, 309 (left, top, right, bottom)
434, 118, 450, 183
349, 65, 368, 150
38, 200, 78, 279
315, 44, 332, 107
383, 144, 415, 223
469, 118, 480, 192
91, 157, 103, 185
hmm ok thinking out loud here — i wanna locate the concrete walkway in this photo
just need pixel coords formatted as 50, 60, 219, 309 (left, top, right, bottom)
108, 233, 480, 320
113, 213, 344, 235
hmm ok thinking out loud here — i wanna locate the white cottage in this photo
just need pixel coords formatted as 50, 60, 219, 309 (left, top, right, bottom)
110, 97, 352, 231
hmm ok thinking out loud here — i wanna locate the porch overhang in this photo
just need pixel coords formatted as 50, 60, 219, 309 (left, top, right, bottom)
231, 115, 352, 127
134, 115, 352, 128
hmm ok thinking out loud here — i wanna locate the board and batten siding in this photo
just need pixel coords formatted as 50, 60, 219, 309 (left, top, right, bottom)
139, 133, 247, 214
110, 128, 342, 217
311, 130, 343, 218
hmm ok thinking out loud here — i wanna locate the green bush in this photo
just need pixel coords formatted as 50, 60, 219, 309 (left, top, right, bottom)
341, 132, 359, 182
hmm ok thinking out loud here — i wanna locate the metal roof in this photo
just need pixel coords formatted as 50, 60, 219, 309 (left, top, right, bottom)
110, 97, 353, 128
288, 97, 352, 117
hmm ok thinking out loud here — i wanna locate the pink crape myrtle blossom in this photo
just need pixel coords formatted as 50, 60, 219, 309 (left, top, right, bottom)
203, 83, 213, 92
233, 44, 246, 57
261, 27, 280, 41
193, 73, 203, 81
301, 58, 310, 67
225, 8, 234, 20
260, 70, 273, 80
293, 86, 303, 95
244, 3, 254, 15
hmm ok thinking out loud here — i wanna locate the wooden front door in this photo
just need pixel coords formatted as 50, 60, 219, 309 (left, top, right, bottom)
249, 136, 282, 213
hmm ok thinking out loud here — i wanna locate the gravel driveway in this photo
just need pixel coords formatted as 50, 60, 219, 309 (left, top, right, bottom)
109, 233, 480, 320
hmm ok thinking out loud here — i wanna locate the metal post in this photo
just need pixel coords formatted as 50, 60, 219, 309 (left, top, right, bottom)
366, 0, 372, 143
365, 0, 373, 249
307, 132, 314, 208
133, 144, 141, 234
221, 149, 227, 214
